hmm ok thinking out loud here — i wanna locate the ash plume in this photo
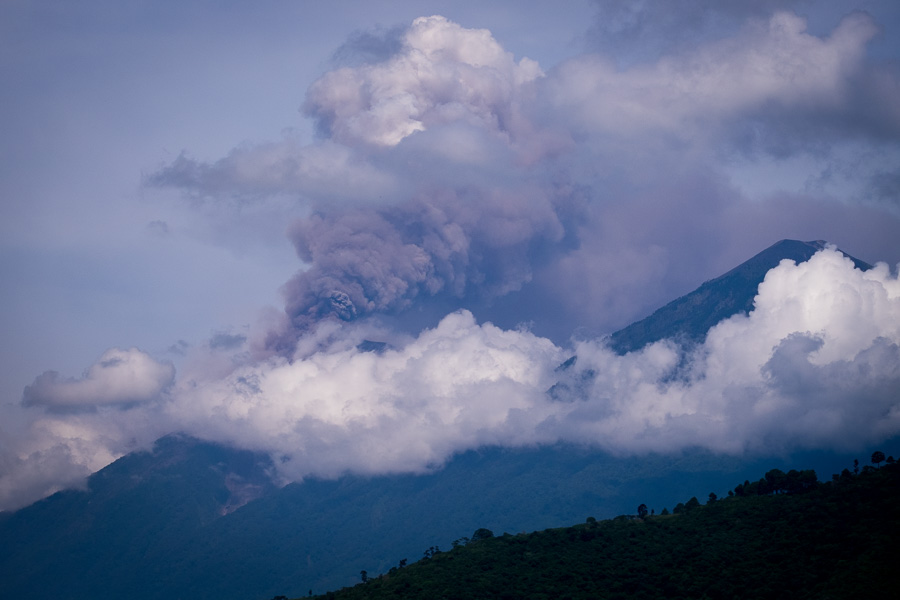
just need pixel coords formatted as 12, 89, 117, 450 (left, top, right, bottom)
5, 8, 900, 512
268, 187, 564, 353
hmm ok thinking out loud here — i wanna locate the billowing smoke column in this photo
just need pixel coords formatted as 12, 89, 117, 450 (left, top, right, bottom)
303, 15, 543, 148
150, 9, 900, 348
263, 15, 565, 352
271, 189, 564, 352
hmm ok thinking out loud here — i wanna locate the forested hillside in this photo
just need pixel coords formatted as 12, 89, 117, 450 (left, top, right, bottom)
298, 456, 900, 600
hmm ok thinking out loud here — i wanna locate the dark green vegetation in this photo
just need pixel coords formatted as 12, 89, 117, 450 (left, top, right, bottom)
608, 240, 871, 354
305, 459, 900, 600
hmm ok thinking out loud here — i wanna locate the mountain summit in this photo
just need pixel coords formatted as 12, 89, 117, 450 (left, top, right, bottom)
607, 240, 872, 354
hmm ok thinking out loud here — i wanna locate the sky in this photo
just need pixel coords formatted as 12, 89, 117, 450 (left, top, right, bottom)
2, 0, 900, 512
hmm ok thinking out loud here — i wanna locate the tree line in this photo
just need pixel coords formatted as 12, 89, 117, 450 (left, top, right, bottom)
282, 451, 898, 599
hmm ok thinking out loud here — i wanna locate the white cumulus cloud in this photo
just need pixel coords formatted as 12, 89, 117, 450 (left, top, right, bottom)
167, 310, 564, 479
22, 347, 175, 409
304, 15, 543, 147
161, 248, 900, 483
551, 248, 900, 454
544, 11, 881, 143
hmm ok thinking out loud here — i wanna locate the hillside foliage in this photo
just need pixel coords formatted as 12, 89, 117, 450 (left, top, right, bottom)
298, 458, 900, 600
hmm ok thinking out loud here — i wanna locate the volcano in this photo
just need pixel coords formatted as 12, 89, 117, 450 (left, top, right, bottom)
0, 239, 885, 600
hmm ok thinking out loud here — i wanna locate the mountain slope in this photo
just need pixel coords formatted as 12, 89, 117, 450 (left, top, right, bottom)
3, 439, 893, 598
608, 239, 872, 354
0, 437, 782, 598
0, 435, 277, 600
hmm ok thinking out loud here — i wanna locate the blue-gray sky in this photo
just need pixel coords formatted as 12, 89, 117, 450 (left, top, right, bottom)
2, 0, 899, 511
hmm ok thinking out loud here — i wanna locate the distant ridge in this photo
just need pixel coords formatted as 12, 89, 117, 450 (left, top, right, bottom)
607, 240, 872, 354
1, 435, 805, 600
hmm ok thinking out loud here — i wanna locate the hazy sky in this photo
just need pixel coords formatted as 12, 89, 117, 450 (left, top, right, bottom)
2, 0, 899, 511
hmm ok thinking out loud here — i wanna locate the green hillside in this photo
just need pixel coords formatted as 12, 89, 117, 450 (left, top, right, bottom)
300, 457, 900, 600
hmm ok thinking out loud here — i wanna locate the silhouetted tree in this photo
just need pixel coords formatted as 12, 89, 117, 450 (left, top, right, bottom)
765, 469, 787, 494
708, 492, 717, 503
637, 504, 649, 518
471, 528, 494, 541
872, 451, 886, 468
785, 469, 818, 493
360, 570, 368, 584
684, 496, 701, 511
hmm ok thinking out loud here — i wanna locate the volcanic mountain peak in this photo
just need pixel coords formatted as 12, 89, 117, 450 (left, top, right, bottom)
606, 239, 871, 355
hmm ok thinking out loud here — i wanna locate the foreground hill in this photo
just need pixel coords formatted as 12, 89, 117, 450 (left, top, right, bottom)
309, 460, 900, 600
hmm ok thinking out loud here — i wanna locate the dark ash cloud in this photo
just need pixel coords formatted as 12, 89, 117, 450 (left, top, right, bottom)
269, 188, 564, 352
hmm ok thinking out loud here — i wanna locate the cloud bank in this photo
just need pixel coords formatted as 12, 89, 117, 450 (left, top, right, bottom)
4, 248, 898, 511
4, 7, 900, 511
552, 249, 900, 454
176, 250, 900, 480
